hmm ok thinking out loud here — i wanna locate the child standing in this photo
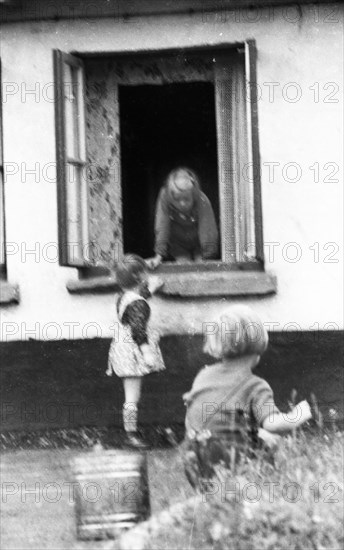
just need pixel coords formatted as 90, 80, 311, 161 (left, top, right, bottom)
183, 305, 312, 486
147, 167, 218, 268
106, 254, 165, 449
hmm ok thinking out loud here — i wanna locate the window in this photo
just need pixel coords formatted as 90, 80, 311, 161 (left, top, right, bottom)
119, 80, 219, 259
54, 42, 264, 273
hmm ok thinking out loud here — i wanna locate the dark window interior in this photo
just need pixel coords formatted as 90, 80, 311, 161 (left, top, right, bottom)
119, 82, 219, 259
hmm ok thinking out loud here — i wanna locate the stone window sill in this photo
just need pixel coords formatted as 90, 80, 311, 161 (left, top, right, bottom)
0, 282, 20, 304
67, 265, 277, 297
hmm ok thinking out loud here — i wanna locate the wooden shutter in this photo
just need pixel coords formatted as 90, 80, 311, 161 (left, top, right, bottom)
214, 42, 263, 264
54, 50, 89, 266
0, 57, 5, 268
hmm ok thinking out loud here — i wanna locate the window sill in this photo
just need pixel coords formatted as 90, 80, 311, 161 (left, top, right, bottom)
156, 269, 276, 297
66, 269, 277, 297
0, 282, 20, 304
67, 276, 119, 294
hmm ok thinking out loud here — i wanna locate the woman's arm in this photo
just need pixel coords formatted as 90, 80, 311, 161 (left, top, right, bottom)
146, 190, 170, 269
154, 189, 170, 258
198, 193, 219, 259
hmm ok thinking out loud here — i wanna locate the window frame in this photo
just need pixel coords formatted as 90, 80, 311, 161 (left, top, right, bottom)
59, 42, 267, 289
112, 42, 264, 269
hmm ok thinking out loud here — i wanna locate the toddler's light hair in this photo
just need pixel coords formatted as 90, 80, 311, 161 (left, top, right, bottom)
115, 253, 148, 290
203, 305, 268, 359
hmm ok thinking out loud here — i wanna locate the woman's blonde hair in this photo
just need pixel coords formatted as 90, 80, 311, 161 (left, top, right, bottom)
166, 167, 200, 197
203, 305, 268, 359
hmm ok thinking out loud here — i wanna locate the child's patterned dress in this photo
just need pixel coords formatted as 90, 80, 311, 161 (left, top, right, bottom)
107, 290, 165, 377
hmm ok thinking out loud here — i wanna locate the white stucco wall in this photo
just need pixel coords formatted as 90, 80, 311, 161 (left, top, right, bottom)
1, 3, 343, 341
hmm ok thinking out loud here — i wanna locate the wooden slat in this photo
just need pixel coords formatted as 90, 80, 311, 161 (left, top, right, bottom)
66, 157, 86, 166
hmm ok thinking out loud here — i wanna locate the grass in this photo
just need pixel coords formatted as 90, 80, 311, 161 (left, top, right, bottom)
141, 428, 344, 550
0, 427, 343, 550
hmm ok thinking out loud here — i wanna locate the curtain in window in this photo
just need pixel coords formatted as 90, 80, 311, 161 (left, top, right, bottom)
215, 49, 258, 262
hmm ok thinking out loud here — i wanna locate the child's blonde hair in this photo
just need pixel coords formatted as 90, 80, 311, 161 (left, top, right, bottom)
203, 305, 268, 359
115, 254, 148, 290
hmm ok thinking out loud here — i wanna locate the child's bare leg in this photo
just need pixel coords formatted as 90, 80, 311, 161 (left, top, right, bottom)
122, 377, 142, 433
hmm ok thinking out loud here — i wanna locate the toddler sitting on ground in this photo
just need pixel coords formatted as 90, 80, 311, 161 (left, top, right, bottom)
182, 305, 312, 487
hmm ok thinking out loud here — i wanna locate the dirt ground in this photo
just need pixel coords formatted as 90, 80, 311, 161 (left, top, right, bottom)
0, 446, 192, 550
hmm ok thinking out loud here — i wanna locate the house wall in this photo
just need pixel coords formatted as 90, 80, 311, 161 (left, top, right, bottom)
1, 3, 343, 343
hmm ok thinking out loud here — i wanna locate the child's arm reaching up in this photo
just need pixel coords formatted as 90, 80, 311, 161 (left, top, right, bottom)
262, 400, 312, 433
146, 255, 163, 270
148, 275, 164, 295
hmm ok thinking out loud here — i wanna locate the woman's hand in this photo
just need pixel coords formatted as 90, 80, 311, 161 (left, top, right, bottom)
145, 255, 162, 270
